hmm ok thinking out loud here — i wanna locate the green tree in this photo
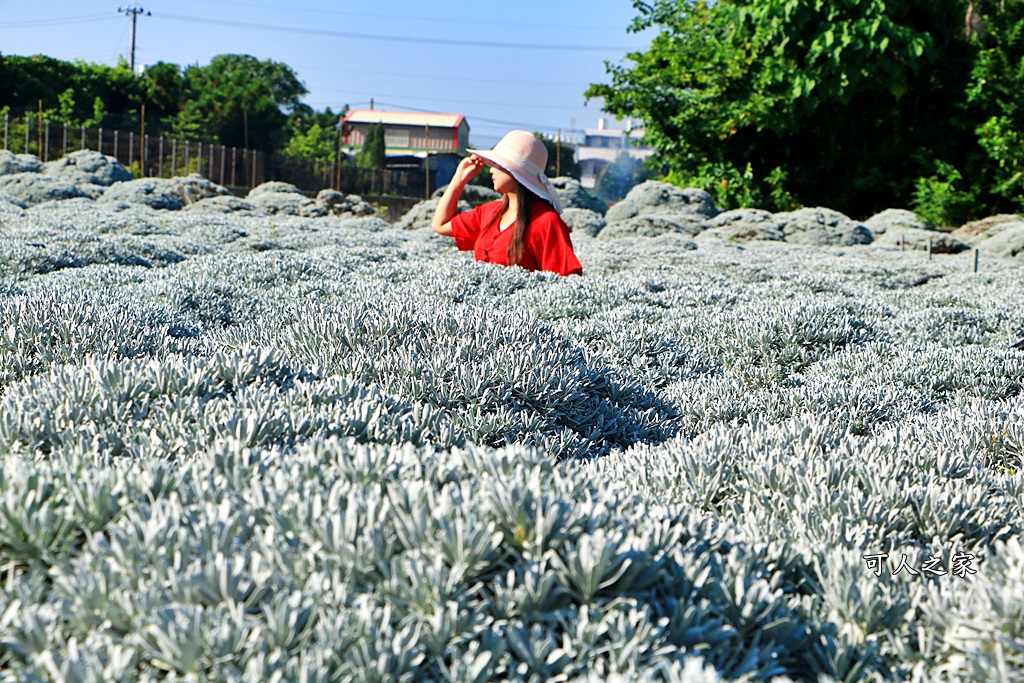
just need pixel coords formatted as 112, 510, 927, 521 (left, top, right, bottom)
288, 103, 343, 135
965, 1, 1024, 209
357, 122, 387, 169
83, 96, 107, 128
284, 121, 337, 161
141, 61, 185, 125
0, 52, 355, 162
77, 59, 144, 129
0, 55, 144, 128
536, 134, 580, 179
283, 104, 346, 161
588, 0, 990, 217
910, 160, 977, 227
177, 54, 307, 151
57, 88, 76, 124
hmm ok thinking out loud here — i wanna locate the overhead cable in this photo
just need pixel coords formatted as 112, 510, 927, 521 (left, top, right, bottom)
0, 13, 114, 28
154, 12, 635, 52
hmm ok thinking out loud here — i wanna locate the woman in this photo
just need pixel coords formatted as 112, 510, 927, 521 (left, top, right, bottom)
432, 130, 583, 276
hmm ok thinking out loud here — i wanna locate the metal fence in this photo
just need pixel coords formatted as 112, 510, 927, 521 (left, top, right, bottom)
266, 153, 434, 199
2, 113, 435, 198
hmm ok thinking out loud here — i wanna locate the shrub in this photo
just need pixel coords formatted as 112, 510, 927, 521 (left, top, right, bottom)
911, 161, 977, 228
663, 162, 799, 212
0, 199, 1023, 680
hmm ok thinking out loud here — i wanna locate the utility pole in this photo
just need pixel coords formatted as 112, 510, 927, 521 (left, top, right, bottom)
556, 129, 561, 177
118, 5, 151, 74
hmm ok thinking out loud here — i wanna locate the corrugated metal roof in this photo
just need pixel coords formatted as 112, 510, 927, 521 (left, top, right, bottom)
344, 109, 466, 129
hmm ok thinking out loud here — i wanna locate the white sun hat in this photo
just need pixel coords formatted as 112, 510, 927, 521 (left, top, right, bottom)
468, 130, 563, 214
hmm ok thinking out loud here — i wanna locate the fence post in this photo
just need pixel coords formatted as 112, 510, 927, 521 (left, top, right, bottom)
43, 122, 50, 162
231, 147, 237, 187
973, 248, 979, 273
98, 127, 104, 155
335, 136, 342, 190
81, 125, 86, 151
197, 142, 203, 177
63, 123, 68, 158
25, 118, 30, 154
184, 140, 190, 175
171, 139, 177, 176
159, 137, 164, 177
220, 145, 226, 185
114, 130, 119, 164
129, 132, 135, 172
927, 237, 932, 261
140, 105, 145, 174
424, 122, 430, 199
209, 143, 214, 181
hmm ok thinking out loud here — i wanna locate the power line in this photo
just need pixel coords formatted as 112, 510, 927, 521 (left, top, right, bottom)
289, 65, 586, 89
0, 10, 609, 134
196, 0, 640, 33
320, 88, 587, 112
149, 48, 589, 89
368, 100, 566, 134
0, 13, 114, 28
111, 20, 131, 66
153, 12, 635, 52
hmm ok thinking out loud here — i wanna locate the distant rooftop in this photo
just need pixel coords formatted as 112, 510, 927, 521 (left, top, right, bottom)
344, 109, 467, 129
582, 127, 646, 139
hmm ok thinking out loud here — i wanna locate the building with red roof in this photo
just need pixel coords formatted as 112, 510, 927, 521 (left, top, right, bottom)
342, 109, 469, 157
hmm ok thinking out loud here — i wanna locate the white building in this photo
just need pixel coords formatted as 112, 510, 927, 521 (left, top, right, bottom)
575, 118, 654, 188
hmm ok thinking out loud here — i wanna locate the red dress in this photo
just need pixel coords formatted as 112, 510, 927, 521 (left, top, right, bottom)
450, 201, 583, 276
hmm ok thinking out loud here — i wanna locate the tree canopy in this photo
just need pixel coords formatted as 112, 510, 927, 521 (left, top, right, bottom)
0, 54, 144, 129
283, 105, 345, 162
0, 53, 318, 155
588, 0, 1024, 221
175, 54, 308, 151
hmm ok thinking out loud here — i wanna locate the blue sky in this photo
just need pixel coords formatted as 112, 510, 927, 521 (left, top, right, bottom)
0, 1, 653, 147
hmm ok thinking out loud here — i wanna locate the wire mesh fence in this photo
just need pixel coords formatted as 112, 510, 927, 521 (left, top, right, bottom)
2, 112, 435, 198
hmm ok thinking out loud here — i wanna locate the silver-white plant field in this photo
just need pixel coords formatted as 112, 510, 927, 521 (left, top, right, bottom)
0, 201, 1022, 682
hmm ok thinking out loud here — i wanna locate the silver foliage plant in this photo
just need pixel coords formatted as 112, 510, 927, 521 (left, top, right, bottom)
0, 200, 1023, 681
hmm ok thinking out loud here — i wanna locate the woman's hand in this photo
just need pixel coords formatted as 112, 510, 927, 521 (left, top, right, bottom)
433, 155, 484, 236
451, 154, 484, 187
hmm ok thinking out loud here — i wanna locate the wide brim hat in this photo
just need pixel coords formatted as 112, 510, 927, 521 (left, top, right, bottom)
468, 130, 563, 214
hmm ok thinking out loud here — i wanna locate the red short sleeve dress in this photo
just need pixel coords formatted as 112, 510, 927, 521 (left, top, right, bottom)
450, 200, 583, 277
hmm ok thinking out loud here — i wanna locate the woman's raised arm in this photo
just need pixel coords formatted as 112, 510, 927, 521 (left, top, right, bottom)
432, 155, 484, 236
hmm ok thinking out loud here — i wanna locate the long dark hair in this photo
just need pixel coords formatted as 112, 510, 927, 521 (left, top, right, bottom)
498, 180, 547, 266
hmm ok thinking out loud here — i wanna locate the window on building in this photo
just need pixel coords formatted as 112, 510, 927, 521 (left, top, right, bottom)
385, 128, 410, 148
